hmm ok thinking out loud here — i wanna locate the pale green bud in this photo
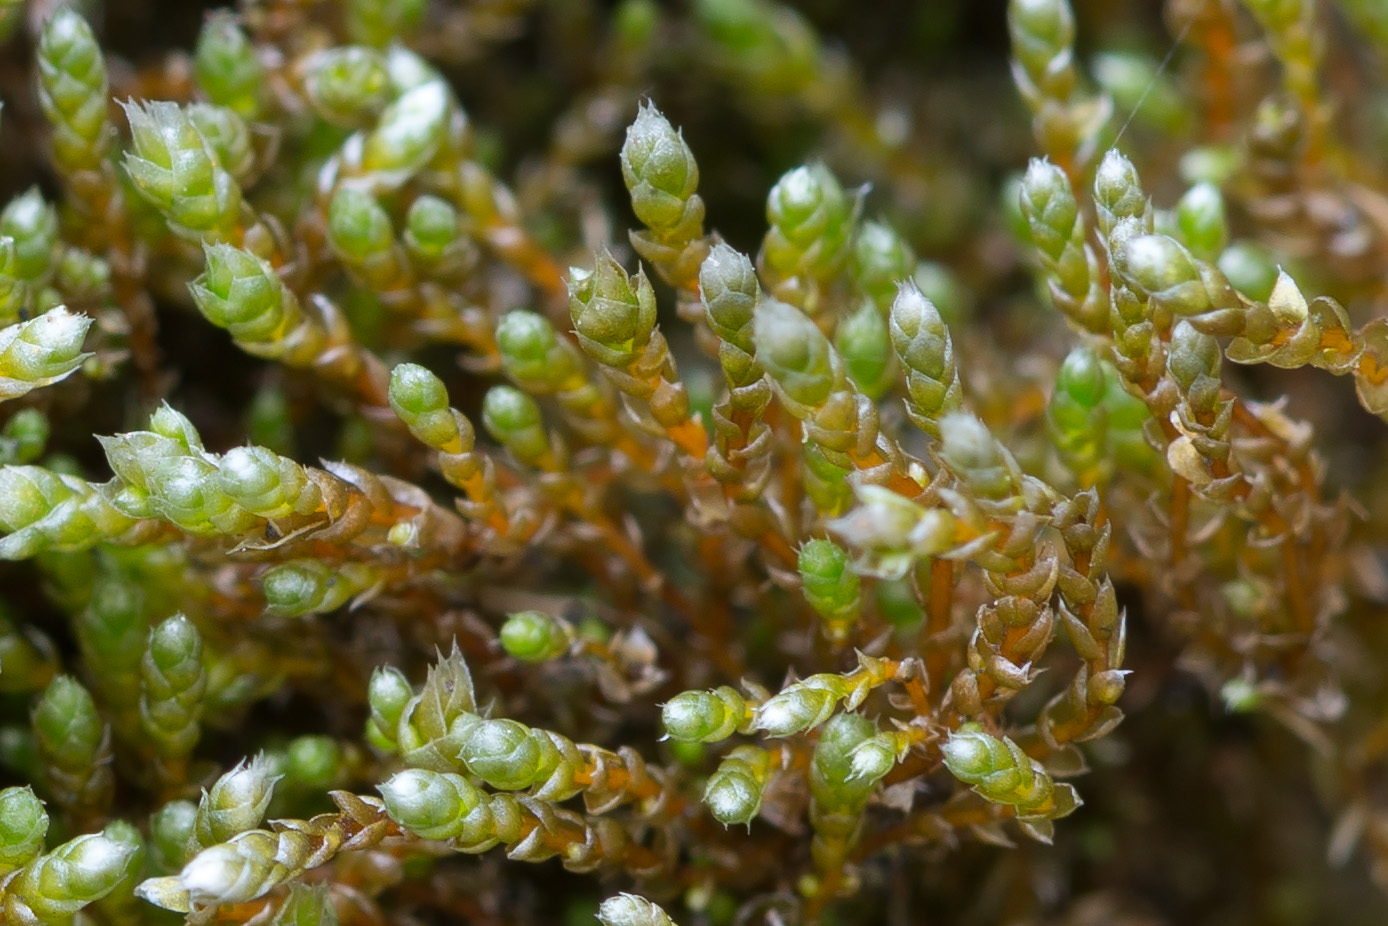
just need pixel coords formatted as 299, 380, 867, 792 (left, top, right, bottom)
1169, 318, 1221, 384
194, 12, 263, 119
284, 736, 342, 790
76, 568, 147, 709
460, 719, 544, 790
0, 307, 93, 399
699, 242, 760, 351
165, 830, 280, 907
190, 244, 292, 342
499, 610, 572, 663
262, 560, 373, 617
1009, 0, 1075, 84
1167, 319, 1222, 411
1048, 347, 1109, 483
803, 442, 852, 515
34, 674, 112, 813
0, 189, 60, 284
482, 386, 551, 466
0, 786, 48, 875
1180, 145, 1240, 186
388, 361, 450, 420
6, 421, 56, 471
703, 745, 770, 828
496, 310, 578, 390
836, 301, 893, 400
752, 297, 833, 410
1019, 159, 1078, 264
388, 362, 461, 449
135, 451, 256, 536
762, 163, 853, 283
662, 686, 746, 743
328, 186, 395, 267
568, 250, 658, 368
695, 0, 820, 95
1093, 50, 1189, 134
140, 613, 206, 758
1117, 233, 1198, 294
191, 755, 279, 850
621, 102, 702, 234
598, 893, 681, 926
798, 538, 861, 630
753, 675, 847, 737
809, 711, 877, 809
1094, 149, 1147, 239
379, 768, 482, 840
846, 732, 899, 783
941, 723, 1068, 816
890, 281, 962, 434
1217, 240, 1278, 302
0, 466, 72, 533
121, 100, 242, 242
37, 6, 112, 173
1113, 233, 1240, 326
366, 665, 412, 752
55, 247, 112, 302
0, 465, 135, 558
150, 799, 197, 872
2, 830, 138, 923
1054, 347, 1106, 409
942, 724, 1017, 787
852, 220, 916, 310
1171, 186, 1226, 262
404, 194, 468, 269
307, 46, 391, 127
217, 445, 318, 519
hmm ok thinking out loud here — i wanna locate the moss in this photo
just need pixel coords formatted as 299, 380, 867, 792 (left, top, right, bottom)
1, 0, 1387, 923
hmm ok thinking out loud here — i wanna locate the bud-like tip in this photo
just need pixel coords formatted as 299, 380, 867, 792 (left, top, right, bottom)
388, 363, 450, 421
499, 610, 570, 663
261, 561, 334, 617
622, 101, 700, 231
752, 297, 833, 408
598, 892, 679, 926
461, 718, 541, 790
328, 187, 394, 261
481, 385, 542, 439
378, 768, 479, 840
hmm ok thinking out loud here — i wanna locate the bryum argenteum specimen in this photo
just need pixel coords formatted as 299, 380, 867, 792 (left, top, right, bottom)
2, 0, 1388, 923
